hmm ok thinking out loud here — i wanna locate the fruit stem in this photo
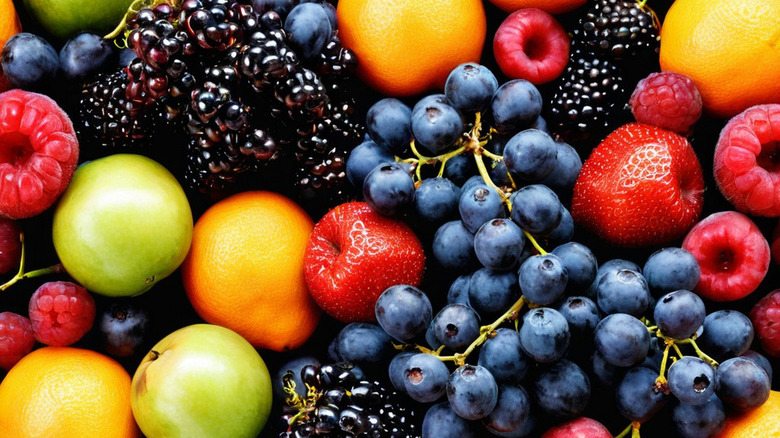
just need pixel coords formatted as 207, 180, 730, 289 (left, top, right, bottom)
473, 152, 510, 203
676, 337, 719, 368
654, 340, 673, 392
615, 423, 632, 438
437, 296, 526, 366
522, 230, 547, 256
0, 233, 65, 292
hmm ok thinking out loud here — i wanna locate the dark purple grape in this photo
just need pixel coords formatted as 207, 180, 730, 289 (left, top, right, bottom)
99, 302, 149, 358
1, 33, 59, 90
502, 129, 558, 183
284, 3, 332, 60
716, 357, 771, 411
532, 359, 591, 419
375, 284, 432, 343
444, 62, 498, 114
404, 353, 449, 403
447, 365, 498, 420
366, 98, 413, 155
616, 366, 670, 423
478, 328, 531, 384
667, 356, 717, 405
431, 304, 480, 351
519, 307, 570, 363
59, 33, 117, 81
593, 313, 650, 367
518, 253, 568, 306
653, 289, 706, 339
474, 218, 525, 271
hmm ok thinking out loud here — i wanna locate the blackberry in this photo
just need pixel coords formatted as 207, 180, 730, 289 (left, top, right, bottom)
240, 25, 299, 93
574, 0, 660, 62
177, 0, 248, 52
76, 70, 154, 149
279, 362, 420, 438
546, 48, 627, 144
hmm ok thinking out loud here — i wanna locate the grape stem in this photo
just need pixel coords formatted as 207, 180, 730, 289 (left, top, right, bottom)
614, 421, 642, 438
437, 296, 526, 366
0, 233, 64, 292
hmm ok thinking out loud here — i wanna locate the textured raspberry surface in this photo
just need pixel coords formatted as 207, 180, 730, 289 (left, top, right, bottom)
629, 72, 702, 134
0, 311, 35, 371
751, 289, 780, 357
28, 281, 95, 346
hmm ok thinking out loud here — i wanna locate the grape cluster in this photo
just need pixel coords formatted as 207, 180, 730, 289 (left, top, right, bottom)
339, 62, 772, 437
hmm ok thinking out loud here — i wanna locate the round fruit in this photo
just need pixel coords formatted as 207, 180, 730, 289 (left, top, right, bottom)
336, 0, 486, 96
487, 0, 586, 15
715, 390, 780, 437
22, 0, 134, 40
0, 0, 22, 92
0, 346, 138, 438
52, 154, 192, 297
659, 0, 780, 118
181, 191, 319, 351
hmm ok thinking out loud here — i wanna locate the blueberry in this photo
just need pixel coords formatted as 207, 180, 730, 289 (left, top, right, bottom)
551, 242, 598, 292
473, 218, 525, 271
490, 79, 543, 134
477, 328, 531, 384
459, 184, 506, 234
99, 302, 148, 358
447, 365, 498, 420
346, 140, 395, 188
412, 93, 449, 116
468, 268, 521, 318
414, 177, 460, 224
366, 98, 413, 155
1, 33, 59, 90
616, 366, 670, 423
547, 206, 574, 245
432, 303, 480, 350
643, 247, 700, 294
593, 313, 650, 367
532, 360, 590, 419
59, 33, 117, 81
672, 395, 726, 438
509, 184, 563, 235
421, 402, 479, 437
518, 254, 568, 306
697, 310, 754, 362
328, 322, 394, 365
667, 356, 716, 405
447, 274, 472, 307
404, 353, 450, 403
484, 385, 532, 436
284, 3, 332, 60
502, 129, 558, 182
432, 220, 477, 271
519, 307, 570, 363
363, 162, 415, 216
444, 63, 499, 114
595, 268, 650, 317
118, 48, 138, 68
411, 101, 464, 155
653, 289, 705, 339
716, 357, 771, 411
388, 351, 416, 393
557, 296, 600, 338
375, 285, 432, 343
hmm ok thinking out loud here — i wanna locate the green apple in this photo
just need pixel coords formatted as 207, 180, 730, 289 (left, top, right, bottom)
22, 0, 134, 40
52, 154, 192, 297
131, 324, 272, 438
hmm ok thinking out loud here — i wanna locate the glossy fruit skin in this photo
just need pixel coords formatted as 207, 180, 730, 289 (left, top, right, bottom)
540, 417, 611, 438
22, 0, 134, 40
304, 202, 425, 322
572, 123, 704, 247
284, 3, 332, 60
53, 154, 192, 297
131, 324, 271, 438
0, 32, 58, 90
58, 32, 117, 81
493, 8, 570, 85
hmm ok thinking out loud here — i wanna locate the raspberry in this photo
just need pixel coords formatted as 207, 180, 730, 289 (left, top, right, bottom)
0, 218, 21, 274
0, 89, 79, 219
28, 281, 95, 347
0, 312, 35, 370
629, 72, 702, 134
751, 289, 780, 357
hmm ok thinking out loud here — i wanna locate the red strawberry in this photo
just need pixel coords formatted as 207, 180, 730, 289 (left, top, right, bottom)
571, 123, 704, 247
303, 202, 426, 323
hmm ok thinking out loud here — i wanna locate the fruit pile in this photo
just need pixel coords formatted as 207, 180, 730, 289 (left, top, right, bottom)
1, 0, 780, 437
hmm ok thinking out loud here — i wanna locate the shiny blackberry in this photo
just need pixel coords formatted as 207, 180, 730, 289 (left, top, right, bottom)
574, 0, 660, 61
177, 0, 248, 52
240, 25, 300, 92
273, 67, 329, 122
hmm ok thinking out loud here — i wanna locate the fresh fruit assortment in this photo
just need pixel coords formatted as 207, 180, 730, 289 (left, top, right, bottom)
1, 1, 780, 438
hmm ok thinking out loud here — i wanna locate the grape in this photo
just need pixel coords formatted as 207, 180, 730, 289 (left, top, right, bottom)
58, 33, 117, 81
518, 254, 568, 306
509, 184, 563, 235
443, 154, 476, 186
468, 268, 521, 317
586, 258, 642, 298
447, 274, 472, 307
447, 364, 499, 420
716, 357, 771, 411
518, 307, 570, 363
328, 323, 393, 365
741, 350, 773, 382
539, 141, 582, 194
388, 351, 415, 393
404, 353, 450, 403
557, 296, 600, 338
653, 289, 706, 339
414, 177, 460, 224
483, 384, 532, 436
363, 162, 415, 216
697, 310, 755, 362
595, 268, 650, 317
432, 220, 477, 271
421, 402, 478, 438
284, 3, 332, 60
672, 395, 726, 438
460, 174, 487, 194
490, 79, 543, 134
551, 242, 598, 292
444, 63, 499, 114
411, 101, 464, 155
643, 247, 700, 294
667, 356, 717, 405
502, 129, 558, 182
593, 313, 650, 367
589, 351, 626, 387
477, 328, 531, 384
251, 0, 295, 16
346, 139, 395, 189
474, 218, 526, 271
99, 301, 148, 358
413, 93, 449, 116
547, 206, 574, 246
375, 285, 433, 343
459, 184, 506, 234
616, 366, 670, 423
425, 320, 443, 351
366, 98, 413, 155
432, 304, 481, 350
532, 359, 590, 419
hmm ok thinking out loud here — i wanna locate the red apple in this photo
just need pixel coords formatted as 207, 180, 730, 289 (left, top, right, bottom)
493, 8, 570, 85
540, 417, 612, 438
303, 202, 425, 322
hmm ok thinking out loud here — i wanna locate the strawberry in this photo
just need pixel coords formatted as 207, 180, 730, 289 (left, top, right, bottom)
571, 123, 704, 247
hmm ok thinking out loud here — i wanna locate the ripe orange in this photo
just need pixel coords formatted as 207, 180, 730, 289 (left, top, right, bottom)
715, 390, 780, 437
659, 0, 780, 118
487, 0, 586, 15
0, 0, 22, 92
181, 191, 320, 352
336, 0, 486, 97
0, 347, 139, 438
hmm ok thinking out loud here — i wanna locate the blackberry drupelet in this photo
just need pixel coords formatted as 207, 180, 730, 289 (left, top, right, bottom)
546, 47, 627, 144
574, 0, 660, 62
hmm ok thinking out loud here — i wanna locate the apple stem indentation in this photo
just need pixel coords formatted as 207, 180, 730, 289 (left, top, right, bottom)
0, 233, 65, 292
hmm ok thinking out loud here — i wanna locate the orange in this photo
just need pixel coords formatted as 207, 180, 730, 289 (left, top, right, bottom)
715, 390, 780, 437
181, 191, 320, 352
337, 0, 486, 97
0, 347, 139, 438
0, 0, 22, 92
487, 0, 586, 15
659, 0, 780, 118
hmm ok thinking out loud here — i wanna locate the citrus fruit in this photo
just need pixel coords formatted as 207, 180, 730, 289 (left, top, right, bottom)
487, 0, 586, 15
336, 0, 486, 96
181, 191, 320, 352
0, 346, 138, 438
0, 0, 22, 92
715, 390, 780, 437
659, 0, 780, 118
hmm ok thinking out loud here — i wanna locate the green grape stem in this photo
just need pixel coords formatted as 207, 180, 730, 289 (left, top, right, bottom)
0, 233, 64, 292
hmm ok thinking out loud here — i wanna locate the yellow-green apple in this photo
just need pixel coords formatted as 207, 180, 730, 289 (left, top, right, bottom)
131, 324, 272, 438
22, 0, 134, 40
52, 154, 192, 297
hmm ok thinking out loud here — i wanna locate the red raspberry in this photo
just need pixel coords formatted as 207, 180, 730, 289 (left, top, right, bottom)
0, 311, 35, 370
750, 289, 780, 357
629, 72, 702, 134
28, 281, 95, 347
0, 218, 21, 274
